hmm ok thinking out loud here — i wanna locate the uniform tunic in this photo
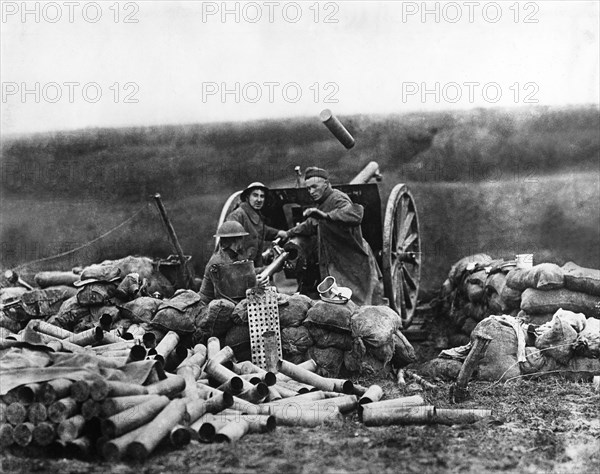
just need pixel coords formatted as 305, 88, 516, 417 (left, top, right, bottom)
199, 247, 247, 305
287, 187, 382, 305
225, 202, 280, 267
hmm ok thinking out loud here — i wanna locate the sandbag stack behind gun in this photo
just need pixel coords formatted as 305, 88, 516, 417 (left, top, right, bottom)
258, 238, 299, 281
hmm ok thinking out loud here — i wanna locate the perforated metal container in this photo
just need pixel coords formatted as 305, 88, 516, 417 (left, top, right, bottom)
246, 286, 283, 369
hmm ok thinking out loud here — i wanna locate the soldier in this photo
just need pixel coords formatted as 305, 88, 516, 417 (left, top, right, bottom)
199, 221, 266, 306
225, 182, 287, 268
285, 167, 383, 305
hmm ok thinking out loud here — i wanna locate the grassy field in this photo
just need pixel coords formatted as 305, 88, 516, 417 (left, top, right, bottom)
1, 377, 598, 473
1, 105, 599, 297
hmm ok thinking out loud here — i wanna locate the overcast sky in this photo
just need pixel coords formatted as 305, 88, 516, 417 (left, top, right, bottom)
1, 1, 598, 135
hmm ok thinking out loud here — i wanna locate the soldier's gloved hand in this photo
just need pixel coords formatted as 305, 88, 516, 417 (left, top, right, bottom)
256, 273, 269, 288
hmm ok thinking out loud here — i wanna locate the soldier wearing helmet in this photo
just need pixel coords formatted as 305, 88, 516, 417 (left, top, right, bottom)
225, 182, 288, 268
198, 221, 265, 305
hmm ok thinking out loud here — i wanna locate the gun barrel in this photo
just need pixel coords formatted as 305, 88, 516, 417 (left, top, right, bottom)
349, 161, 381, 184
258, 251, 290, 280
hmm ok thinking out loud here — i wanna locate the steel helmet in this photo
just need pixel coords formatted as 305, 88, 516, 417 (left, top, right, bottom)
241, 181, 269, 201
214, 221, 249, 238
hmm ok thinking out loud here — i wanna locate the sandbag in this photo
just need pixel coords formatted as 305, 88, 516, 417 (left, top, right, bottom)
461, 317, 479, 336
501, 285, 522, 310
308, 346, 344, 378
306, 325, 352, 350
574, 317, 600, 358
232, 299, 248, 325
0, 287, 28, 303
417, 358, 463, 380
355, 352, 389, 377
351, 305, 402, 348
447, 254, 493, 287
563, 357, 600, 381
473, 317, 521, 382
77, 282, 118, 306
99, 256, 174, 297
115, 273, 144, 300
485, 273, 510, 314
47, 296, 92, 331
118, 297, 162, 324
279, 293, 313, 328
152, 290, 202, 334
304, 300, 356, 333
89, 305, 120, 324
224, 324, 251, 361
20, 286, 77, 319
562, 261, 600, 296
552, 308, 586, 333
535, 313, 578, 365
281, 326, 313, 360
506, 264, 564, 292
343, 338, 366, 373
465, 270, 487, 303
196, 298, 235, 338
0, 311, 21, 333
520, 347, 558, 376
462, 302, 487, 322
520, 288, 600, 318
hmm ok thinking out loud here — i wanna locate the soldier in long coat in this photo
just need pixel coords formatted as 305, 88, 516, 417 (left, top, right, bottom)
226, 182, 287, 268
285, 167, 383, 305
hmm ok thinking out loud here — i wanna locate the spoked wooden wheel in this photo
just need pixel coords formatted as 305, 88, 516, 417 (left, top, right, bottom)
214, 190, 243, 251
382, 184, 421, 327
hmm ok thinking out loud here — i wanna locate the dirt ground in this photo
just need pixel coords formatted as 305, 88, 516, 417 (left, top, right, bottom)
2, 360, 598, 474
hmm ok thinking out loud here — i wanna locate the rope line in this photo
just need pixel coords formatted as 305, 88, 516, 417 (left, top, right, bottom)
12, 203, 151, 271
